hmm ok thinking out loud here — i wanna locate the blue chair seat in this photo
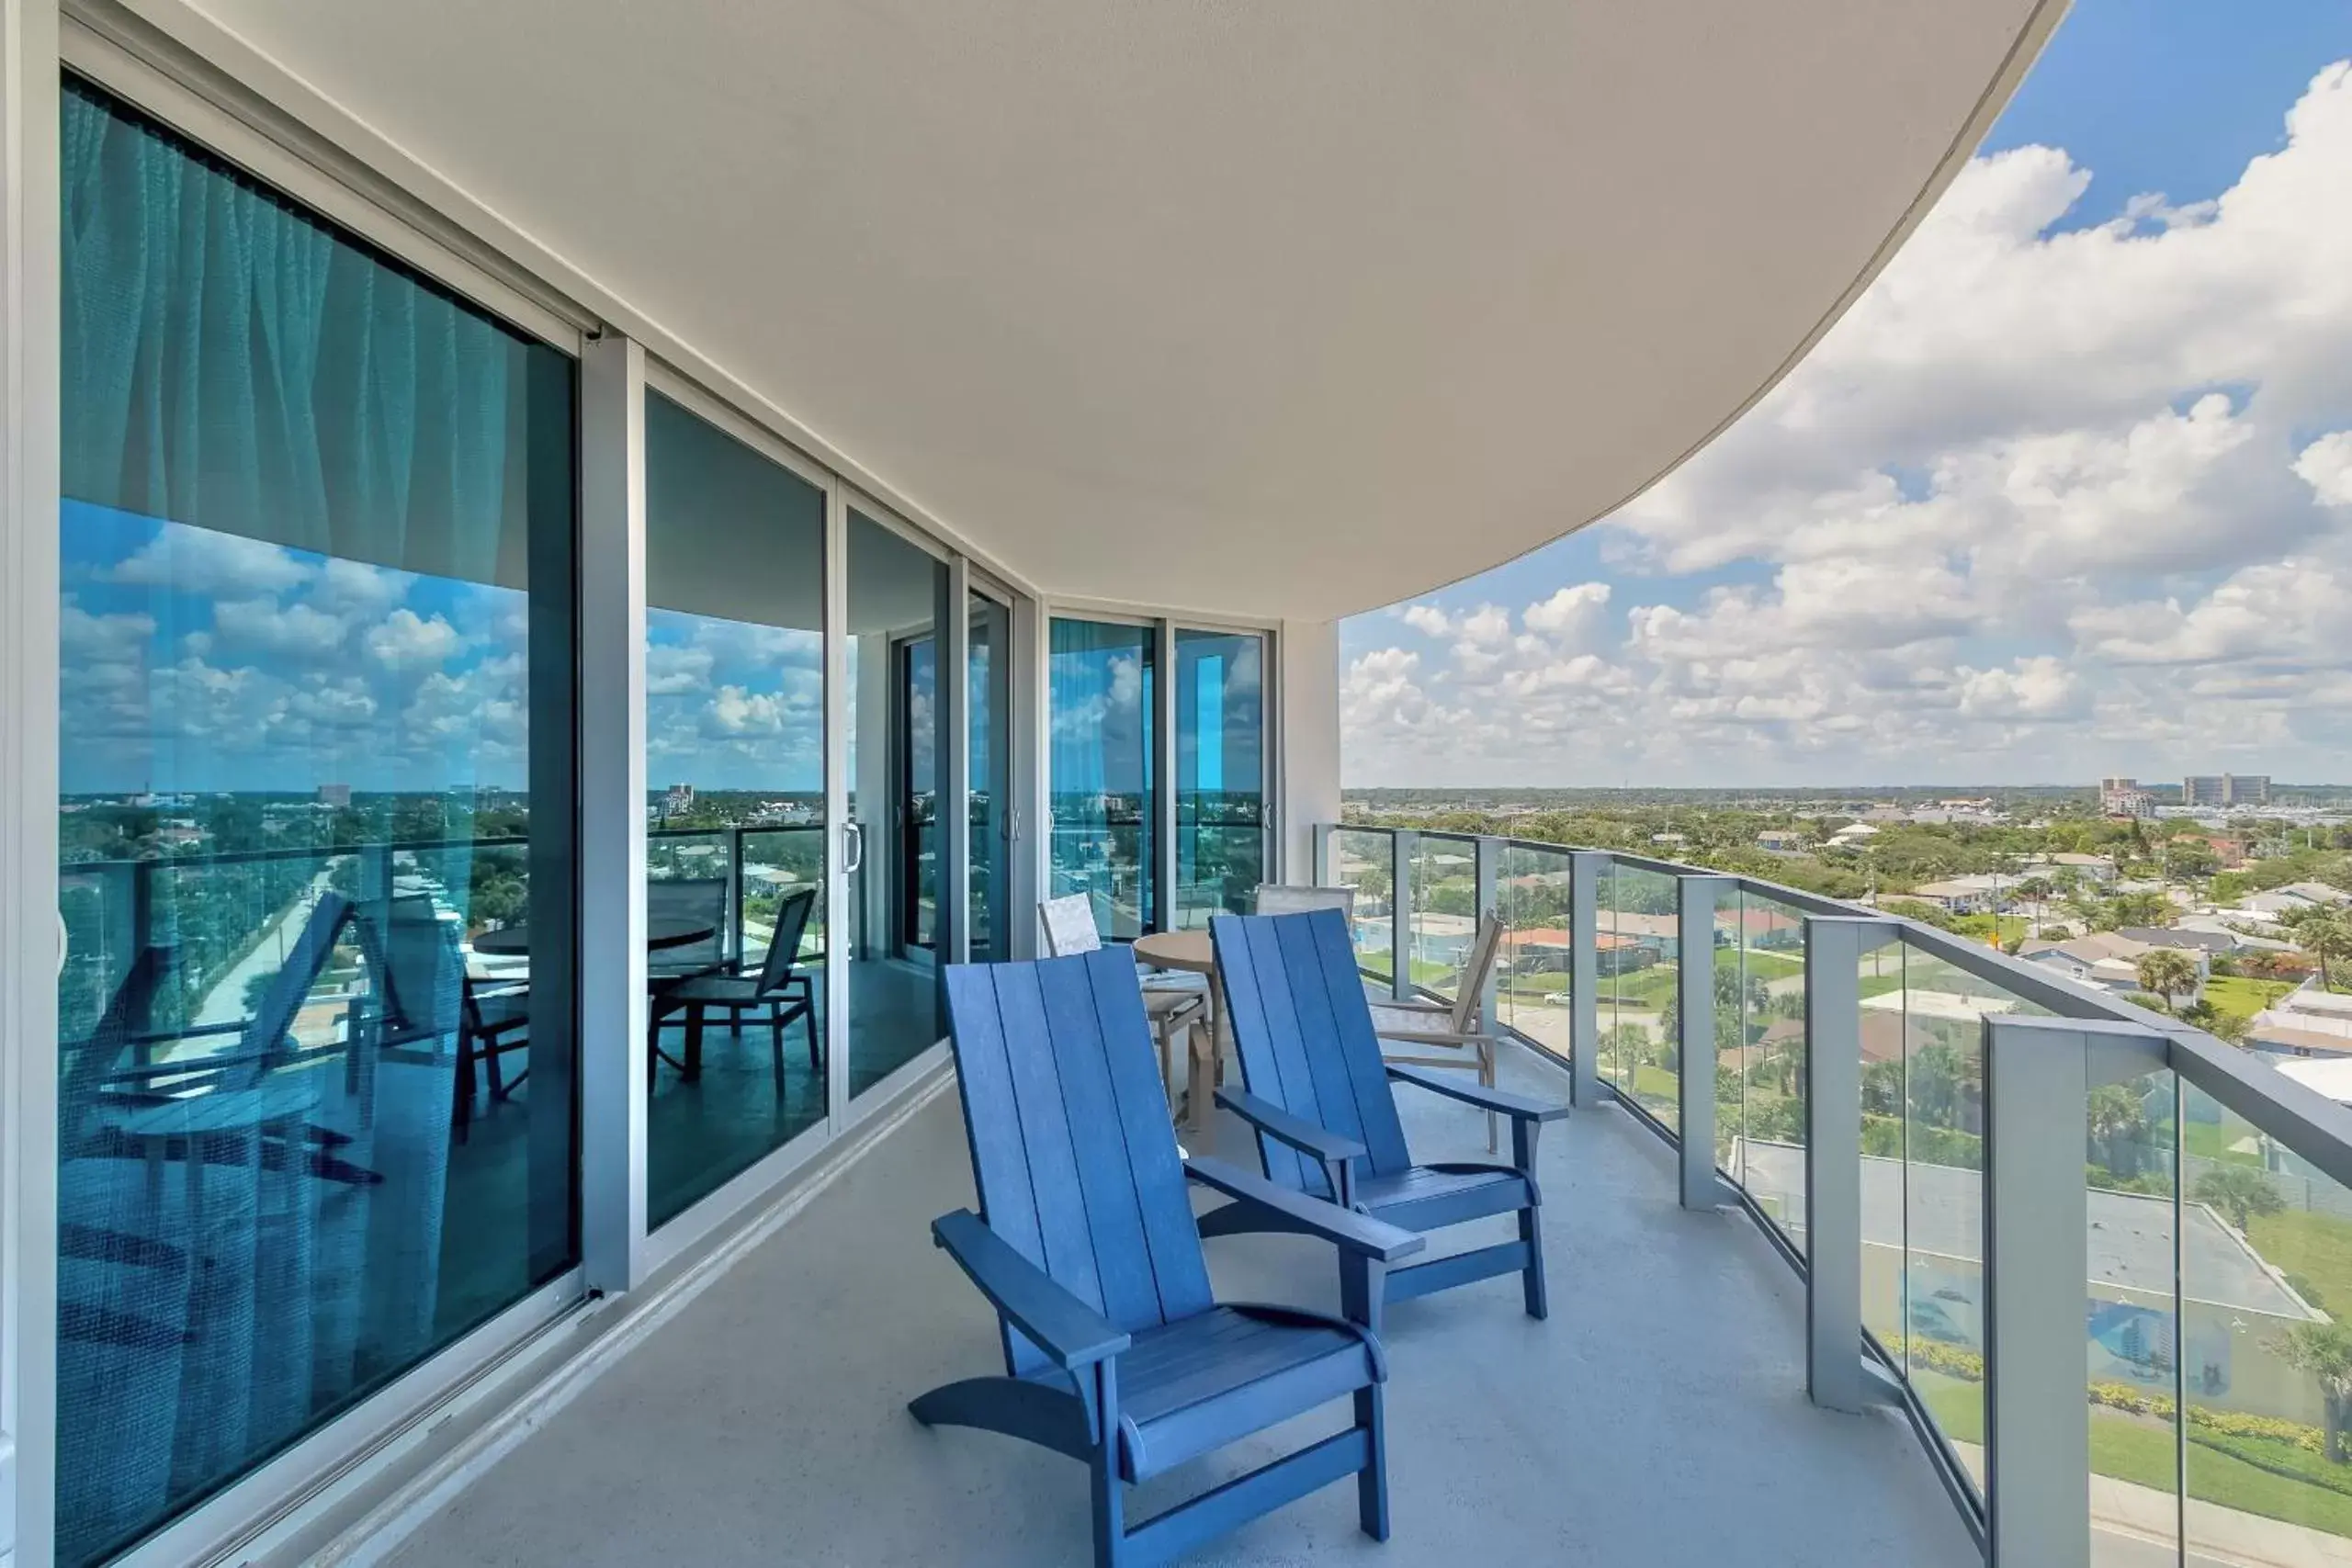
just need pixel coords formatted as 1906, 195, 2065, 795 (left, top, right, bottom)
1354, 1165, 1529, 1232
1027, 1304, 1378, 1482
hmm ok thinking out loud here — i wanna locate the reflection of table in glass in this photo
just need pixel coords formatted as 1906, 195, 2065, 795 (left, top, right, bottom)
1132, 930, 1225, 1134
470, 917, 717, 958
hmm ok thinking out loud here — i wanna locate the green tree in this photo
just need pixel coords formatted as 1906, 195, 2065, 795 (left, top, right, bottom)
2273, 1321, 2352, 1462
2195, 1165, 2283, 1233
2294, 912, 2352, 992
2086, 1083, 2149, 1179
2134, 949, 2199, 1014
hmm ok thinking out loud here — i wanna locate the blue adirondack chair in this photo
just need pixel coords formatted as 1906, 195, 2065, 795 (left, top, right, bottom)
911, 948, 1426, 1568
1203, 909, 1569, 1317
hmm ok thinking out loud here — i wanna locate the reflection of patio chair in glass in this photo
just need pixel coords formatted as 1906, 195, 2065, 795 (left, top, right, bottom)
358, 896, 531, 1139
56, 890, 389, 1562
650, 887, 820, 1092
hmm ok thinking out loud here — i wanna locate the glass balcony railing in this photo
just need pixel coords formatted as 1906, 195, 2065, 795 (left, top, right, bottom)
1320, 822, 2352, 1567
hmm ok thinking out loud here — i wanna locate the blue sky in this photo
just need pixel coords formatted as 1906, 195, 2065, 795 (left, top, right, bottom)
1340, 1, 2352, 788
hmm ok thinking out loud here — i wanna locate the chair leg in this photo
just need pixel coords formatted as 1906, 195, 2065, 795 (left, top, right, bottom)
1090, 1361, 1125, 1568
1356, 1382, 1390, 1540
1519, 1200, 1549, 1319
1482, 1039, 1498, 1153
805, 1007, 823, 1076
770, 1003, 786, 1100
453, 1033, 475, 1143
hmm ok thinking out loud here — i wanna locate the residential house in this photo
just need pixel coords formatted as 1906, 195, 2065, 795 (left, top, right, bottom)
2249, 987, 2352, 1058
1903, 874, 2007, 915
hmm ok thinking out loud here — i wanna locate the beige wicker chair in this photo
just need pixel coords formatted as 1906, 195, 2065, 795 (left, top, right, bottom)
1370, 910, 1508, 1147
1251, 884, 1358, 918
1038, 895, 1204, 1111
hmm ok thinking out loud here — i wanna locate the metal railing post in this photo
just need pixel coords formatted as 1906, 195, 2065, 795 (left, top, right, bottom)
1980, 1016, 2162, 1568
1568, 852, 1606, 1109
1803, 914, 1891, 1412
1475, 835, 1501, 1033
1679, 874, 1731, 1208
727, 825, 747, 968
1389, 829, 1415, 1001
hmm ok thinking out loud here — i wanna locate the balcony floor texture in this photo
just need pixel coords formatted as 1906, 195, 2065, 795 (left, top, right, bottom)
386, 1046, 1977, 1568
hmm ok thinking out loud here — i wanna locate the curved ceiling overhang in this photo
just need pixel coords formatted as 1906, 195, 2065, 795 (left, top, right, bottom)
157, 0, 2063, 621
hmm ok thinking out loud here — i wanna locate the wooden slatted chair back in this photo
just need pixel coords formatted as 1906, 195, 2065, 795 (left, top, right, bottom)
1210, 909, 1412, 1199
943, 949, 1215, 1376
1449, 911, 1507, 1033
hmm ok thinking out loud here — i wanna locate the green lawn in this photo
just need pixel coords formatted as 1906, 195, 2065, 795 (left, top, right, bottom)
2186, 1119, 2267, 1165
1611, 966, 1681, 1010
2245, 1207, 2352, 1314
1919, 1371, 2352, 1537
2206, 975, 2293, 1023
1730, 949, 1805, 982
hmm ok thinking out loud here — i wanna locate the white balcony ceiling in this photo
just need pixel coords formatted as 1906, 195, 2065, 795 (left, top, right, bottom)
174, 0, 2058, 621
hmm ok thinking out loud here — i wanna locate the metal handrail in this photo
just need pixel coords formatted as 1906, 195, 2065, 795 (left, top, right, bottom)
1326, 818, 2352, 1562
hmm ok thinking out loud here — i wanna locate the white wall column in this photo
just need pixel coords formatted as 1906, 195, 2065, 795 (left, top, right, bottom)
1275, 619, 1340, 887
577, 331, 649, 1293
0, 6, 62, 1562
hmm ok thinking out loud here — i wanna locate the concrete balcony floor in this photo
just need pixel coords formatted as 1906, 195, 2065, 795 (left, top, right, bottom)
385, 1047, 1977, 1568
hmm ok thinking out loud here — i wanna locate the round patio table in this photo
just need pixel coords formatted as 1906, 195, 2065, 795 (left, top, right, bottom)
1132, 931, 1226, 1134
471, 916, 717, 957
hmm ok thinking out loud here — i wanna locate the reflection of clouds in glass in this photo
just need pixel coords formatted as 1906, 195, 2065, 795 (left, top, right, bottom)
365, 607, 468, 669
644, 609, 823, 788
214, 596, 349, 657
108, 523, 311, 596
61, 510, 535, 791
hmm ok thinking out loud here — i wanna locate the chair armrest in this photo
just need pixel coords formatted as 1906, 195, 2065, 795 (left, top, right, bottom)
1371, 997, 1453, 1016
1386, 1064, 1568, 1122
1185, 1156, 1425, 1264
1214, 1089, 1366, 1168
932, 1210, 1129, 1371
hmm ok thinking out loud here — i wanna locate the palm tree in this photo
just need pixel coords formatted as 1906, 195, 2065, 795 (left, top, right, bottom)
2135, 949, 2200, 1014
2274, 1321, 2352, 1462
2194, 1164, 2283, 1233
2295, 911, 2352, 992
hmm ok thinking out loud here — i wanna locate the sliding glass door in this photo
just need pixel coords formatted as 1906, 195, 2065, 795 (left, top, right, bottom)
640, 390, 830, 1227
1045, 618, 1270, 938
54, 81, 579, 1567
843, 509, 949, 1099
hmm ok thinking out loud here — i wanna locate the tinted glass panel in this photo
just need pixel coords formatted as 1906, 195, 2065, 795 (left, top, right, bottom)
968, 592, 1013, 962
1047, 619, 1155, 939
847, 511, 948, 1096
641, 392, 828, 1224
1172, 628, 1263, 926
55, 81, 577, 1565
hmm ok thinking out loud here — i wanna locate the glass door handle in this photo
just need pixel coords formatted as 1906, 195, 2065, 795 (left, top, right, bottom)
842, 818, 865, 876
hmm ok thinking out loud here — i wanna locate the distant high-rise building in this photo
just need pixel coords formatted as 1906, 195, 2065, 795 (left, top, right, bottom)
2183, 774, 2270, 808
318, 783, 352, 807
2098, 777, 2151, 816
664, 782, 695, 813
